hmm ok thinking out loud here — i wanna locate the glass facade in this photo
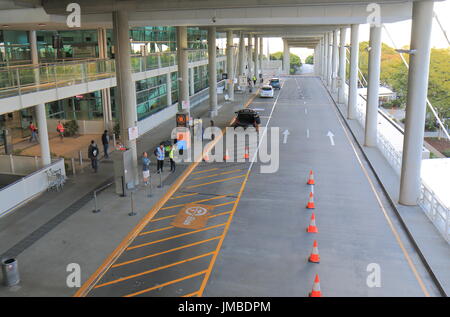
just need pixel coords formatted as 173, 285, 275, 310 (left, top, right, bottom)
46, 91, 103, 121
135, 74, 168, 120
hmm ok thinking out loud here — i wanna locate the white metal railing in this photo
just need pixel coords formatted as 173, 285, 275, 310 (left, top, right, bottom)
343, 83, 449, 243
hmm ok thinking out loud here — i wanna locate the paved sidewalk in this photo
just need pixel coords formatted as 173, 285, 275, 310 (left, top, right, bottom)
0, 87, 256, 296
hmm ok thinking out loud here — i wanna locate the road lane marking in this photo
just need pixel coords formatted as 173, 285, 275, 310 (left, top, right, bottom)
95, 252, 214, 289
161, 193, 239, 210
192, 168, 219, 175
185, 174, 246, 189
112, 236, 222, 268
170, 193, 200, 200
127, 223, 226, 250
191, 169, 242, 181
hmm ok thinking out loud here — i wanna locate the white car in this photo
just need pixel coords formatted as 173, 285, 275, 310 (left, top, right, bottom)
259, 85, 274, 98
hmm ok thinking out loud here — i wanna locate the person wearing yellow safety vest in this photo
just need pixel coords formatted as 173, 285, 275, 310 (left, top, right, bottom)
169, 144, 176, 173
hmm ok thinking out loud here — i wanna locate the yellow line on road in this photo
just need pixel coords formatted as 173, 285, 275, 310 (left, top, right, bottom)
214, 201, 236, 207
191, 169, 242, 181
170, 193, 199, 200
192, 168, 219, 175
124, 270, 208, 297
112, 236, 222, 268
127, 223, 226, 250
161, 192, 239, 210
185, 174, 246, 189
95, 252, 214, 289
182, 291, 199, 297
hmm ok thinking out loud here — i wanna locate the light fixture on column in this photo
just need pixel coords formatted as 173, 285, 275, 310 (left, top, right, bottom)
395, 49, 416, 55
366, 46, 372, 52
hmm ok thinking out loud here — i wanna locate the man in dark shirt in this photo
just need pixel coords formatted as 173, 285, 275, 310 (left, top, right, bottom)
101, 130, 109, 159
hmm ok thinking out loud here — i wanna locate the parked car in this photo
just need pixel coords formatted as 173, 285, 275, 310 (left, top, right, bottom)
259, 85, 274, 98
269, 78, 281, 89
230, 108, 261, 132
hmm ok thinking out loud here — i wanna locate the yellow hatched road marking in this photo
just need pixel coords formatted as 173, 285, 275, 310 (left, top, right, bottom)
124, 270, 208, 297
161, 192, 238, 210
182, 291, 199, 297
151, 209, 233, 223
192, 168, 219, 175
170, 193, 199, 200
112, 236, 222, 268
95, 252, 214, 289
191, 169, 242, 181
127, 223, 226, 250
185, 174, 246, 189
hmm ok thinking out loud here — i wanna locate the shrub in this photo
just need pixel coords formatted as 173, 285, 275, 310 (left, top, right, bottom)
113, 121, 120, 138
442, 150, 450, 158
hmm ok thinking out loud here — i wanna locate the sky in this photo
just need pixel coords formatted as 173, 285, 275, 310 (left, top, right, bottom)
263, 0, 450, 62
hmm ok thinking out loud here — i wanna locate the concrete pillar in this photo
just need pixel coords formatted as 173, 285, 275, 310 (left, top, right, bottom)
364, 25, 382, 147
166, 72, 172, 106
177, 26, 189, 112
283, 38, 289, 75
338, 27, 347, 104
399, 1, 434, 206
238, 32, 245, 76
247, 34, 253, 78
208, 26, 218, 117
327, 32, 333, 87
253, 35, 259, 80
348, 24, 360, 120
323, 33, 329, 83
112, 10, 139, 185
29, 30, 51, 166
331, 30, 339, 93
321, 37, 326, 80
189, 67, 195, 96
98, 27, 113, 131
226, 30, 235, 101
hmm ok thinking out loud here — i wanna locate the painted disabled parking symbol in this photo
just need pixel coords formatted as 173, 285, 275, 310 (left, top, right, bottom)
171, 204, 214, 229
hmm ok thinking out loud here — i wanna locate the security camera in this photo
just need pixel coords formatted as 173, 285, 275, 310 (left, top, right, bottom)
212, 16, 216, 23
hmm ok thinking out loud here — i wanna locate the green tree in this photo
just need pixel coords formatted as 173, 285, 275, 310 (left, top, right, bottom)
305, 55, 314, 64
270, 51, 302, 74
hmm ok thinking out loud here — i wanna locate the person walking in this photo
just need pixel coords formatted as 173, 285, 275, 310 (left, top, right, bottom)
88, 140, 99, 173
56, 121, 64, 141
252, 75, 257, 86
102, 130, 110, 159
29, 121, 38, 143
155, 143, 165, 173
142, 152, 151, 185
169, 144, 176, 173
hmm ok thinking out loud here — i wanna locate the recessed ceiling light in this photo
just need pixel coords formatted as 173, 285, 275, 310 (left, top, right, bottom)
2, 25, 9, 28
38, 23, 46, 27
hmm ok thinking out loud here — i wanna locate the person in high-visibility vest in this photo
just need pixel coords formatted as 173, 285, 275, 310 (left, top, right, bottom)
169, 144, 176, 173
56, 121, 65, 141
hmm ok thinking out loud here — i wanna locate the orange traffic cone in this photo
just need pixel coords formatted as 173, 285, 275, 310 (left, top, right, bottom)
306, 192, 315, 209
244, 147, 249, 159
307, 213, 318, 233
307, 170, 315, 185
223, 149, 230, 161
308, 240, 320, 263
309, 274, 322, 297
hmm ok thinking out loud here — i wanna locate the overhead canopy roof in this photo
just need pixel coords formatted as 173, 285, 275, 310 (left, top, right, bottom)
0, 0, 435, 31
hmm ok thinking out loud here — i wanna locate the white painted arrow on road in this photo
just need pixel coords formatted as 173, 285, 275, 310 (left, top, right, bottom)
283, 130, 290, 144
327, 131, 335, 146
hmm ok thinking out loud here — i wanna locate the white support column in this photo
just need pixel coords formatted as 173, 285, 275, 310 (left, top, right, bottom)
283, 38, 289, 75
253, 35, 259, 81
331, 29, 339, 93
112, 10, 139, 185
364, 25, 382, 147
189, 67, 195, 96
321, 37, 326, 80
208, 26, 218, 118
247, 34, 253, 78
238, 32, 245, 77
98, 27, 113, 132
166, 72, 172, 106
327, 32, 333, 87
177, 26, 189, 112
226, 30, 235, 101
338, 27, 347, 104
29, 30, 51, 166
323, 33, 328, 83
399, 1, 434, 206
259, 37, 263, 75
348, 24, 360, 120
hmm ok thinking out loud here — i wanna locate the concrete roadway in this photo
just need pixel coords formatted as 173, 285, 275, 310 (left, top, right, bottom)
83, 75, 432, 297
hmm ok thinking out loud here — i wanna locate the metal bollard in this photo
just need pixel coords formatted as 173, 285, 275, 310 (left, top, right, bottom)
78, 151, 83, 165
92, 191, 100, 213
147, 181, 152, 198
2, 258, 20, 287
157, 172, 163, 188
71, 158, 76, 176
128, 191, 136, 216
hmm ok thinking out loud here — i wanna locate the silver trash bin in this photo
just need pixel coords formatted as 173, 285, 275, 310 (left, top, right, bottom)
2, 258, 20, 287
